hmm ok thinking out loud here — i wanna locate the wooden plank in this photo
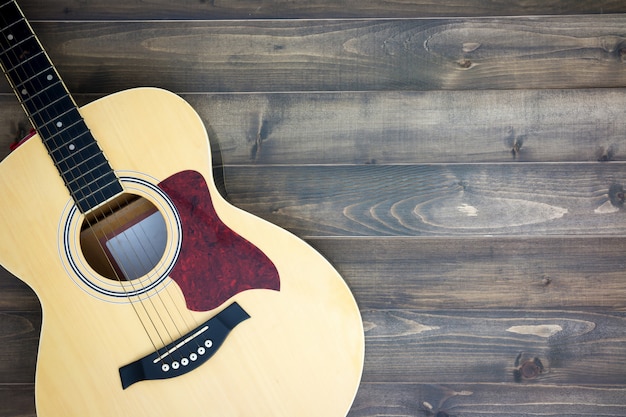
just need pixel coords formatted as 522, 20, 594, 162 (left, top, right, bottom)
0, 385, 35, 417
310, 237, 626, 310
2, 88, 626, 164
0, 312, 39, 384
185, 90, 626, 164
0, 2, 622, 417
15, 0, 626, 20
222, 164, 626, 236
2, 382, 625, 417
1, 236, 624, 313
2, 309, 625, 385
359, 309, 626, 385
0, 17, 621, 94
349, 383, 626, 417
0, 98, 32, 161
0, 267, 39, 312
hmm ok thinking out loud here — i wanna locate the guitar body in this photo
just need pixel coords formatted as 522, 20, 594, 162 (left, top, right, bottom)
0, 88, 364, 416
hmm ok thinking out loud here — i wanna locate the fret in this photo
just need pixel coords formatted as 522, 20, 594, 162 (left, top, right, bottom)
74, 170, 121, 203
0, 1, 15, 11
66, 159, 112, 189
46, 121, 94, 159
0, 2, 21, 28
0, 1, 123, 213
0, 29, 36, 59
43, 114, 86, 149
19, 80, 64, 115
40, 104, 80, 131
0, 14, 19, 32
5, 50, 49, 86
52, 141, 101, 168
29, 94, 75, 131
56, 149, 107, 179
54, 144, 105, 179
58, 157, 122, 212
20, 77, 61, 102
16, 65, 58, 90
0, 23, 32, 48
1, 46, 41, 80
75, 177, 124, 214
41, 122, 100, 175
0, 1, 18, 11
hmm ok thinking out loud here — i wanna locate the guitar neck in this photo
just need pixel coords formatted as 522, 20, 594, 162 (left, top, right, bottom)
0, 0, 122, 213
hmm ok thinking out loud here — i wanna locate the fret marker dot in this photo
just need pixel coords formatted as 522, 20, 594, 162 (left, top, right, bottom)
56, 121, 63, 128
47, 74, 53, 81
21, 89, 27, 95
69, 144, 76, 151
7, 34, 13, 41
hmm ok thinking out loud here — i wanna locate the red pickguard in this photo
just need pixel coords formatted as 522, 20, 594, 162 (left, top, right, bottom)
158, 170, 280, 311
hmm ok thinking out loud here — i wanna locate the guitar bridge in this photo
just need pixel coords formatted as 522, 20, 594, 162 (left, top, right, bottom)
119, 302, 250, 389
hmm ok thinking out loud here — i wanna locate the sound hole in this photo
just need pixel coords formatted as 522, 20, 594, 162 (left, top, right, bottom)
80, 194, 168, 281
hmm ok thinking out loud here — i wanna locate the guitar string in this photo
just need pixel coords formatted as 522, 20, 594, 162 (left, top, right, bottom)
13, 39, 197, 360
2, 2, 203, 366
72, 147, 204, 364
0, 7, 167, 356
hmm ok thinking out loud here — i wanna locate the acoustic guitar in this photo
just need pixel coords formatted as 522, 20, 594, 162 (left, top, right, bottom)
0, 2, 364, 416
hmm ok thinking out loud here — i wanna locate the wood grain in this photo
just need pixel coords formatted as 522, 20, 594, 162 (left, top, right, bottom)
14, 0, 626, 20
0, 87, 364, 417
0, 267, 38, 311
1, 2, 626, 416
310, 237, 626, 310
2, 382, 626, 417
3, 308, 626, 409
350, 383, 626, 416
361, 309, 626, 385
3, 88, 626, 164
0, 17, 622, 94
221, 164, 626, 236
189, 90, 626, 164
2, 235, 625, 312
4, 305, 626, 386
0, 386, 35, 417
0, 312, 39, 384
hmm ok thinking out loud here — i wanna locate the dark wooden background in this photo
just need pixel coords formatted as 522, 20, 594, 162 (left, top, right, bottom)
1, 1, 626, 416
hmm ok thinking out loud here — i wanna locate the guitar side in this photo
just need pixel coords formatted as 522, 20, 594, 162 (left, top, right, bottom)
0, 88, 364, 416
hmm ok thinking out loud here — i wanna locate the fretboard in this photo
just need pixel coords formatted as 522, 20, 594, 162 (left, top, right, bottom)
0, 1, 122, 213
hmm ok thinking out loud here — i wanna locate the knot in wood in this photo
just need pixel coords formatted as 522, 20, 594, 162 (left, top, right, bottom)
609, 184, 625, 208
457, 58, 472, 69
520, 360, 541, 379
514, 355, 545, 382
